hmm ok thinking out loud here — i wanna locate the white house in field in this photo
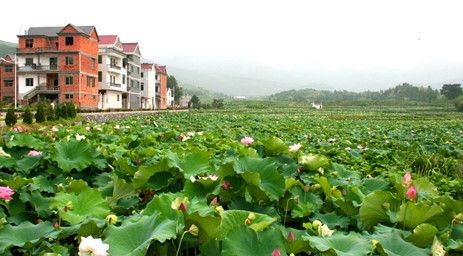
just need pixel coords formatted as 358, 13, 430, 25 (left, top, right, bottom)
98, 35, 128, 109
140, 63, 156, 109
167, 88, 174, 107
312, 102, 323, 109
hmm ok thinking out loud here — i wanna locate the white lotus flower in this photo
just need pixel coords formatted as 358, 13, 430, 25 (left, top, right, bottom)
78, 236, 109, 256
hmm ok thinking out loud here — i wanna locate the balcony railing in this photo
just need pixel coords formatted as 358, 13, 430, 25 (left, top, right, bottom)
108, 64, 121, 70
23, 84, 60, 100
17, 64, 59, 72
108, 82, 121, 88
16, 46, 59, 53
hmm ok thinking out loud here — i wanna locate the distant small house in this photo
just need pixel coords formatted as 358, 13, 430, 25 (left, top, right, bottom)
180, 95, 192, 108
234, 96, 246, 100
312, 102, 323, 109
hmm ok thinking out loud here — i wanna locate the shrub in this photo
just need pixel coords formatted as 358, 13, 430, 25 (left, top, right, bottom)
35, 103, 45, 123
5, 107, 17, 126
455, 96, 463, 112
23, 107, 33, 124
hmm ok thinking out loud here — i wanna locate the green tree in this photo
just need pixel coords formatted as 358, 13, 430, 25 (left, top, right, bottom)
23, 107, 33, 125
455, 96, 463, 112
440, 84, 463, 100
212, 99, 224, 108
189, 95, 200, 108
167, 75, 183, 104
35, 102, 45, 123
5, 106, 17, 126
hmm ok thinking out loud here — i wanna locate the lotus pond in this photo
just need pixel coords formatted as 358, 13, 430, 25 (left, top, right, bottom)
1, 103, 463, 255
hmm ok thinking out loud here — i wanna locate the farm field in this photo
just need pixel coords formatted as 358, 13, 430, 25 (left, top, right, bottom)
0, 101, 463, 255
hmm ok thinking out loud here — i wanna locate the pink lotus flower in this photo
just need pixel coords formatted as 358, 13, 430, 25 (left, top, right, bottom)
406, 186, 417, 200
28, 150, 43, 157
0, 186, 14, 200
289, 143, 302, 152
287, 231, 295, 242
403, 172, 412, 187
272, 248, 281, 256
241, 136, 254, 146
221, 179, 231, 190
78, 236, 109, 256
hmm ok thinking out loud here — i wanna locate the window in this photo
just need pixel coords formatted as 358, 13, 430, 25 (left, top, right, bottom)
98, 71, 102, 82
141, 82, 144, 91
26, 39, 33, 48
4, 65, 12, 72
92, 58, 96, 69
65, 37, 74, 46
65, 94, 73, 99
65, 56, 74, 65
2, 96, 13, 103
87, 77, 91, 87
137, 67, 139, 74
117, 94, 120, 101
25, 58, 33, 66
98, 55, 102, 64
131, 80, 134, 88
131, 65, 133, 72
136, 81, 139, 88
122, 75, 126, 84
93, 95, 96, 100
4, 80, 13, 87
65, 76, 73, 85
91, 77, 95, 87
141, 72, 144, 78
26, 78, 34, 86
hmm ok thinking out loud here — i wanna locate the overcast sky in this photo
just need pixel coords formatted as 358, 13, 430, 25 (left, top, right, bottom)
2, 0, 463, 92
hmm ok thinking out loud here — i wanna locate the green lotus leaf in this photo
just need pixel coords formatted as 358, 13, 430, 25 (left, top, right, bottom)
3, 176, 30, 190
373, 229, 430, 256
107, 176, 138, 209
262, 137, 288, 156
311, 211, 352, 229
234, 156, 285, 201
169, 151, 212, 179
104, 213, 177, 256
77, 219, 104, 237
50, 184, 110, 226
396, 201, 444, 229
183, 177, 222, 201
0, 156, 15, 169
305, 232, 371, 256
217, 210, 277, 240
0, 221, 55, 253
133, 158, 174, 188
292, 202, 318, 218
359, 190, 401, 228
143, 192, 182, 219
362, 176, 390, 193
19, 190, 52, 218
50, 140, 94, 173
298, 154, 330, 171
222, 226, 286, 256
15, 155, 41, 174
284, 228, 314, 255
6, 133, 43, 148
186, 212, 221, 243
406, 223, 439, 247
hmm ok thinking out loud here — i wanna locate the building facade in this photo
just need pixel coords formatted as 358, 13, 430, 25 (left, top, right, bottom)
123, 43, 141, 109
0, 55, 16, 105
140, 63, 156, 109
155, 65, 168, 109
98, 35, 127, 109
16, 24, 99, 109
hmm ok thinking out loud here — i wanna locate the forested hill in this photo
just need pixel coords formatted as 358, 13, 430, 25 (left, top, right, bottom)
0, 40, 17, 57
268, 83, 440, 102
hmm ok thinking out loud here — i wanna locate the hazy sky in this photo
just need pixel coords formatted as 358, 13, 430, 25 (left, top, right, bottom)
2, 0, 463, 89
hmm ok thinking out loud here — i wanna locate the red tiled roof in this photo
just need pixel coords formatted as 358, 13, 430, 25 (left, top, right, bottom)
155, 65, 167, 74
141, 63, 154, 69
122, 43, 138, 53
99, 35, 118, 45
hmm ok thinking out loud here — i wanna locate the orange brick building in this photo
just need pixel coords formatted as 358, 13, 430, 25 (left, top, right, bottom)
155, 65, 168, 109
16, 24, 99, 109
0, 55, 16, 105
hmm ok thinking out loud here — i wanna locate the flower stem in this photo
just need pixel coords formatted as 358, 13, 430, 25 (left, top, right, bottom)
283, 198, 293, 225
176, 231, 187, 256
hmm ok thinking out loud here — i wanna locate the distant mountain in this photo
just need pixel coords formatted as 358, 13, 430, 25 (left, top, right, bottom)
0, 40, 17, 57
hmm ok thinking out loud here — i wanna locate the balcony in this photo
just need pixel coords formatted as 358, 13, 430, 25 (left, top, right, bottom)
17, 46, 59, 53
23, 84, 60, 100
17, 64, 59, 72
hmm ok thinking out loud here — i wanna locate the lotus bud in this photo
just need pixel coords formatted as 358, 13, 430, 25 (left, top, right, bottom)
287, 231, 295, 242
65, 201, 74, 211
312, 220, 322, 230
106, 214, 118, 225
187, 224, 199, 236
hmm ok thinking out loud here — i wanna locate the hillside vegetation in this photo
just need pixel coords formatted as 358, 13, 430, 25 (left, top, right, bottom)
0, 40, 17, 57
